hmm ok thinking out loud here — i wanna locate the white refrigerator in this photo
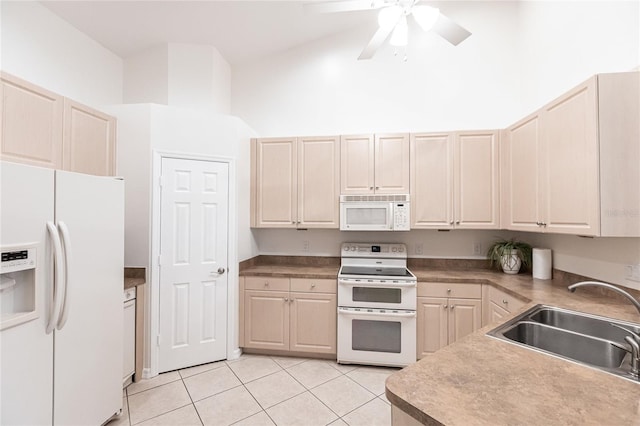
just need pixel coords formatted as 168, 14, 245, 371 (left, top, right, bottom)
0, 161, 124, 425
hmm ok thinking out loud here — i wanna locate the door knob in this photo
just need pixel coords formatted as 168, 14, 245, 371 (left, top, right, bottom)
217, 267, 225, 274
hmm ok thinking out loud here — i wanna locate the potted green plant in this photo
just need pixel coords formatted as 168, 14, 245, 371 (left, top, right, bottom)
486, 238, 533, 275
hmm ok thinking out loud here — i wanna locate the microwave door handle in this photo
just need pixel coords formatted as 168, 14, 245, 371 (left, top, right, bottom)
388, 204, 394, 230
338, 308, 416, 318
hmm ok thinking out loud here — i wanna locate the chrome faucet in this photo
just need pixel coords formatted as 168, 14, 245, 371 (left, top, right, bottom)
568, 280, 640, 379
567, 281, 640, 316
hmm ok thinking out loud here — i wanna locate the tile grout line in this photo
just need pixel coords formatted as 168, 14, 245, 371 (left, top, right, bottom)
179, 374, 205, 426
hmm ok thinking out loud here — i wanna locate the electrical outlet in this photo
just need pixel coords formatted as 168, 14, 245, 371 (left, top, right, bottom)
472, 242, 482, 256
415, 243, 424, 255
625, 264, 640, 282
303, 240, 309, 252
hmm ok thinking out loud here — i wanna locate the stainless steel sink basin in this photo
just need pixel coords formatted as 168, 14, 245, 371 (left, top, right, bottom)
488, 305, 640, 382
502, 321, 627, 369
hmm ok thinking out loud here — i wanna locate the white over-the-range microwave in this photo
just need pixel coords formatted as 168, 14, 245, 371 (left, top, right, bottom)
339, 194, 410, 231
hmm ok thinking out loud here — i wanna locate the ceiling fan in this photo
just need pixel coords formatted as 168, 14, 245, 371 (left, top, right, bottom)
304, 0, 472, 60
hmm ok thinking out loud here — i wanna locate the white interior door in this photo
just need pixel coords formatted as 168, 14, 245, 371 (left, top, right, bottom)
159, 157, 229, 372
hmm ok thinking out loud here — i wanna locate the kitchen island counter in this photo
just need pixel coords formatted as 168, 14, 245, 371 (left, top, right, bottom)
387, 269, 640, 425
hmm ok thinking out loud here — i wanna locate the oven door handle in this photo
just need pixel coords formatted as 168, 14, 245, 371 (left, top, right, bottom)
338, 280, 416, 288
338, 308, 416, 318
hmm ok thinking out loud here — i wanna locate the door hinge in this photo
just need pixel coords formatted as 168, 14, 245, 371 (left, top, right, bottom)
157, 335, 161, 347
158, 254, 162, 266
159, 175, 164, 188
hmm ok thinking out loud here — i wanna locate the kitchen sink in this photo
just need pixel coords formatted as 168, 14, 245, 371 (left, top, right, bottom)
488, 305, 640, 382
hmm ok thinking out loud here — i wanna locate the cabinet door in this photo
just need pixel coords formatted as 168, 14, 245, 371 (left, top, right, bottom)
503, 114, 542, 231
410, 133, 453, 229
244, 290, 289, 350
254, 138, 297, 227
63, 99, 116, 176
290, 292, 337, 354
454, 131, 500, 229
447, 298, 481, 344
487, 301, 510, 326
416, 297, 448, 358
541, 77, 599, 236
341, 134, 374, 194
375, 133, 410, 194
298, 136, 340, 228
0, 72, 63, 169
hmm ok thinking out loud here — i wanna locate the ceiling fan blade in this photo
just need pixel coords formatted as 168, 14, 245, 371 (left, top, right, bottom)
432, 14, 471, 46
304, 0, 385, 14
358, 24, 394, 60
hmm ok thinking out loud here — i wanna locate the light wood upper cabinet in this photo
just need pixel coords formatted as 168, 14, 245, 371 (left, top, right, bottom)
375, 133, 410, 194
0, 72, 64, 169
411, 131, 499, 229
454, 130, 500, 229
0, 72, 116, 176
502, 72, 639, 236
63, 99, 116, 176
501, 113, 542, 231
340, 134, 374, 194
341, 133, 409, 194
541, 78, 599, 235
297, 136, 340, 228
252, 136, 339, 228
253, 137, 298, 228
410, 133, 454, 228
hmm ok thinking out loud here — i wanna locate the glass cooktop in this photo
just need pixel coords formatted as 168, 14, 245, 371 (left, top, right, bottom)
339, 266, 413, 277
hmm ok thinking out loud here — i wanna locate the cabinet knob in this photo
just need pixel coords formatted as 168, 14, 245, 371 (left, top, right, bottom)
291, 221, 295, 224
541, 222, 547, 227
311, 283, 316, 288
449, 221, 454, 225
443, 304, 448, 309
375, 187, 379, 190
447, 288, 451, 293
450, 305, 455, 310
369, 186, 374, 190
284, 297, 288, 302
456, 221, 460, 225
264, 282, 269, 287
502, 299, 508, 304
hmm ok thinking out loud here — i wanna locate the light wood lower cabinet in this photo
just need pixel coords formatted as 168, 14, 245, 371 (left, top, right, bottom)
242, 277, 337, 355
482, 285, 527, 327
416, 283, 482, 359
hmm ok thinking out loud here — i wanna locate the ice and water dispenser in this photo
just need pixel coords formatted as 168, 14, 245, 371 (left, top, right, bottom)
0, 245, 38, 330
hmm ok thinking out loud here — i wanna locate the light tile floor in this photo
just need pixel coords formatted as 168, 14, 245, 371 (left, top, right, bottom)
110, 354, 399, 426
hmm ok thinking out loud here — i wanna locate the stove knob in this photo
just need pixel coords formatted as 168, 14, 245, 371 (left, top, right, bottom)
351, 246, 357, 251
392, 247, 397, 252
398, 246, 404, 252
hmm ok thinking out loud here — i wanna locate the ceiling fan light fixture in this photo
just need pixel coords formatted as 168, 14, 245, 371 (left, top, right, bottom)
389, 15, 408, 46
378, 5, 403, 30
412, 5, 440, 32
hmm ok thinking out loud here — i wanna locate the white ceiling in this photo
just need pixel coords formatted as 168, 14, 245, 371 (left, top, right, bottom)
41, 1, 381, 65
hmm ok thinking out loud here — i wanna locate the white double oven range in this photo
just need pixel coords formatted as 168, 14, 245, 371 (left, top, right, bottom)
337, 243, 417, 367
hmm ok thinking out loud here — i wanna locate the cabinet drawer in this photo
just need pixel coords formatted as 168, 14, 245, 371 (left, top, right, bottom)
245, 276, 290, 292
290, 278, 336, 294
487, 285, 526, 313
418, 282, 481, 299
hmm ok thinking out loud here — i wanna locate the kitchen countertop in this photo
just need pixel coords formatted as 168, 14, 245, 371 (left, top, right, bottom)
240, 257, 640, 424
124, 267, 146, 290
387, 268, 640, 425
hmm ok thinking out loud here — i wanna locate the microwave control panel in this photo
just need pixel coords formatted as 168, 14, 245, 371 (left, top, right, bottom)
393, 203, 410, 230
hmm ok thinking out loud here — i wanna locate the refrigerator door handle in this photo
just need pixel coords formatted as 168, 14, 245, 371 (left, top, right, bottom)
57, 221, 72, 330
46, 221, 65, 334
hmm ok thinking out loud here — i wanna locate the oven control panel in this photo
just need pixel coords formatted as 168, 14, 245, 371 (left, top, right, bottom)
341, 243, 407, 258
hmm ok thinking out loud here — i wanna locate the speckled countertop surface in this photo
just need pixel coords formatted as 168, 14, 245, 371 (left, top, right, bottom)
124, 267, 146, 290
388, 268, 640, 426
239, 257, 640, 425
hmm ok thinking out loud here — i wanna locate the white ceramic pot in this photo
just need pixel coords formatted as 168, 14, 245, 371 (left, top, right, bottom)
500, 250, 522, 274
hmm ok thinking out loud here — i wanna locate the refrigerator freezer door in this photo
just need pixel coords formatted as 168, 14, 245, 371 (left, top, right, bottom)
0, 162, 54, 425
53, 170, 124, 425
